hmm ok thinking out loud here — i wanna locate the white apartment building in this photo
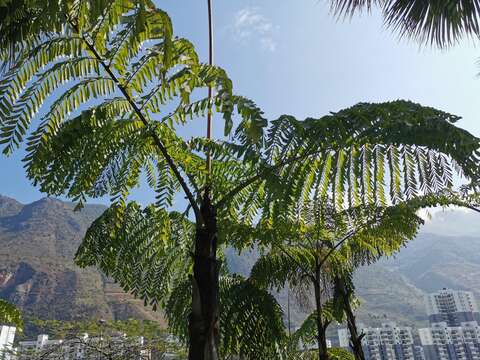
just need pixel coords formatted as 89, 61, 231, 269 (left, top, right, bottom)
419, 321, 480, 360
425, 289, 480, 327
17, 333, 147, 360
338, 322, 418, 360
0, 326, 16, 360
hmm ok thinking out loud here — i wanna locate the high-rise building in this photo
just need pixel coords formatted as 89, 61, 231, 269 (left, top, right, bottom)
0, 325, 16, 360
338, 322, 418, 360
425, 289, 480, 327
339, 289, 480, 360
418, 321, 480, 360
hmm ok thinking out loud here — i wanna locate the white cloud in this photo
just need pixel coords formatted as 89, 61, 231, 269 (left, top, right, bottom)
231, 7, 277, 52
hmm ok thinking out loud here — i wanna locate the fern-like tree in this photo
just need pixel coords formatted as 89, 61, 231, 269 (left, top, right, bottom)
250, 194, 477, 360
2, 1, 480, 360
0, 1, 269, 358
332, 193, 480, 360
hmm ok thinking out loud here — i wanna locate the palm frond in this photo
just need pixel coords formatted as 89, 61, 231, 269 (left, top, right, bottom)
330, 0, 480, 47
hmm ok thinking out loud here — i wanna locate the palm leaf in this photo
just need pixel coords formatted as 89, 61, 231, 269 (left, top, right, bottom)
330, 0, 480, 46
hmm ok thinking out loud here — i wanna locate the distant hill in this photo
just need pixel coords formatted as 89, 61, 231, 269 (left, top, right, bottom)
356, 210, 480, 328
0, 195, 166, 331
1, 195, 479, 333
356, 231, 480, 328
226, 208, 480, 329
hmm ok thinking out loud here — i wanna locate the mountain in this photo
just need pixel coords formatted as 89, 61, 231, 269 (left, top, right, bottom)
339, 210, 480, 328
1, 195, 480, 333
226, 209, 480, 329
0, 195, 166, 330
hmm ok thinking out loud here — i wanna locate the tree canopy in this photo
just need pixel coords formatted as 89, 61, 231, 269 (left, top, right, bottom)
2, 1, 480, 359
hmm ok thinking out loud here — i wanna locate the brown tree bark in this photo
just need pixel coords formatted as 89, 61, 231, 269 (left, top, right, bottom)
188, 193, 220, 360
314, 263, 329, 360
337, 277, 365, 360
188, 0, 219, 358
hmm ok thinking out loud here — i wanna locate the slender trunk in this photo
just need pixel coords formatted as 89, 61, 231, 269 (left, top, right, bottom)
337, 278, 365, 360
206, 0, 214, 174
345, 301, 365, 360
287, 285, 291, 337
189, 192, 220, 360
313, 264, 329, 360
188, 1, 220, 358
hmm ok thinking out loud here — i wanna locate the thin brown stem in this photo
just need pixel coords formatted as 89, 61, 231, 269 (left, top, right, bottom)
206, 0, 214, 177
275, 243, 316, 283
314, 252, 329, 360
317, 211, 387, 269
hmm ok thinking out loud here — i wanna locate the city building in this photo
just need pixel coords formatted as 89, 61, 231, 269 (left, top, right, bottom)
414, 345, 426, 360
419, 321, 480, 360
418, 288, 480, 360
425, 289, 480, 327
17, 333, 148, 360
338, 289, 480, 360
0, 325, 16, 360
338, 322, 418, 360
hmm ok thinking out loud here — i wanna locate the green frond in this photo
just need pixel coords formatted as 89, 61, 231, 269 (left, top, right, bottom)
314, 191, 480, 274
258, 101, 480, 216
213, 101, 480, 229
220, 275, 286, 359
24, 108, 154, 204
75, 202, 194, 311
292, 311, 320, 350
233, 95, 268, 149
250, 248, 316, 290
164, 278, 191, 342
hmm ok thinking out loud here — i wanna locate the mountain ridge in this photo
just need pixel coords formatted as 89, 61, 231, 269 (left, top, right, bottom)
1, 195, 479, 332
0, 196, 166, 330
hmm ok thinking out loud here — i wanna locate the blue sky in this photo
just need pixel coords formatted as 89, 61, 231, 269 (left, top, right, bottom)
1, 0, 480, 205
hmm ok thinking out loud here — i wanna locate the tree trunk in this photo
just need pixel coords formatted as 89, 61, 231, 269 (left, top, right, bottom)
189, 192, 220, 360
338, 278, 365, 360
313, 266, 329, 360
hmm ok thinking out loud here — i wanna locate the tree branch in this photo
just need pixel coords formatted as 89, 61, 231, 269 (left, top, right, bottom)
318, 211, 387, 269
68, 20, 202, 222
215, 148, 322, 209
275, 243, 316, 284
